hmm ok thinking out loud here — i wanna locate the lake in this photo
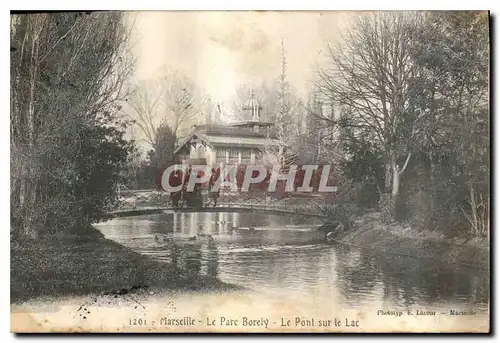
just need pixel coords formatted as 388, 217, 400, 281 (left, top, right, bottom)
94, 211, 489, 325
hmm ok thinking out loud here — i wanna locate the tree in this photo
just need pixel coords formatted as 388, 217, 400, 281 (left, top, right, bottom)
409, 11, 489, 236
301, 90, 343, 164
148, 123, 176, 169
339, 118, 385, 208
163, 70, 209, 137
263, 39, 301, 169
315, 12, 426, 213
274, 39, 296, 167
315, 11, 489, 235
11, 12, 134, 238
126, 78, 164, 147
126, 70, 209, 148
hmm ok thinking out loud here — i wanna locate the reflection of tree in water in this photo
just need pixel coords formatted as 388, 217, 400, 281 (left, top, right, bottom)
148, 213, 176, 234
474, 272, 490, 304
360, 251, 458, 308
445, 266, 489, 305
335, 245, 448, 308
170, 242, 179, 272
334, 245, 379, 305
377, 254, 489, 308
335, 244, 490, 310
179, 243, 202, 281
205, 241, 219, 279
418, 266, 458, 304
374, 254, 423, 307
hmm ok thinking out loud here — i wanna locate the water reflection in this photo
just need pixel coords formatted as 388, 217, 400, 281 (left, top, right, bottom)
95, 212, 489, 315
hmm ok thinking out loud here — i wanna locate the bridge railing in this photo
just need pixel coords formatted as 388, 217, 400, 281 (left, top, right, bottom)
115, 188, 326, 216
117, 185, 170, 211
214, 190, 325, 215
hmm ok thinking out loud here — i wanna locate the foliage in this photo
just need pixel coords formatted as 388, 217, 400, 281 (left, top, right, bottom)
315, 12, 423, 202
339, 117, 385, 209
148, 123, 176, 169
10, 12, 134, 238
122, 146, 156, 190
316, 202, 356, 235
123, 123, 177, 190
313, 11, 489, 238
410, 12, 490, 237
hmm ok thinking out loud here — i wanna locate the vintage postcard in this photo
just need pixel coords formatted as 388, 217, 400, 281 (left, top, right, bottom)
10, 10, 490, 333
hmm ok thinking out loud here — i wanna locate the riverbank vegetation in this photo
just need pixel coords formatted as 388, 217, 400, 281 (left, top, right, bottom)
310, 12, 489, 240
335, 212, 489, 270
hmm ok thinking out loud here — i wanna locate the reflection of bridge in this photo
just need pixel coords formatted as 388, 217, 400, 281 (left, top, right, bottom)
108, 188, 327, 219
108, 204, 325, 219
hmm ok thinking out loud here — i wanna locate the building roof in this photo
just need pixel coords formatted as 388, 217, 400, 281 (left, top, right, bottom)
189, 124, 275, 138
230, 120, 274, 127
174, 125, 279, 155
198, 134, 278, 148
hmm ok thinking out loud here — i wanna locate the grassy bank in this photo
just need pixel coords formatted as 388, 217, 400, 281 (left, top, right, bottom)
11, 225, 238, 303
334, 212, 490, 270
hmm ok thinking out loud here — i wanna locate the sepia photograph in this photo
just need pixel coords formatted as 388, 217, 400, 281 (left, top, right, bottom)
10, 9, 490, 333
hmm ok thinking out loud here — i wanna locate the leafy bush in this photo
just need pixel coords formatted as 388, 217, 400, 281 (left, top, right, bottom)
316, 203, 356, 234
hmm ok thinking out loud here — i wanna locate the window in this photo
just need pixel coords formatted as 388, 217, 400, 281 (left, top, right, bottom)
216, 148, 227, 163
241, 148, 251, 163
196, 145, 205, 158
228, 148, 239, 163
241, 149, 251, 159
229, 148, 238, 159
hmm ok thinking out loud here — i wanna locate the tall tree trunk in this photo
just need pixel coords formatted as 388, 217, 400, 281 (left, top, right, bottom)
384, 150, 395, 193
22, 16, 42, 239
392, 152, 411, 198
384, 162, 392, 193
392, 168, 401, 197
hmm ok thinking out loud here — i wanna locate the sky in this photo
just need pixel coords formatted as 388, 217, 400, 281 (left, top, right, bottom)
123, 11, 354, 151
127, 11, 352, 104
